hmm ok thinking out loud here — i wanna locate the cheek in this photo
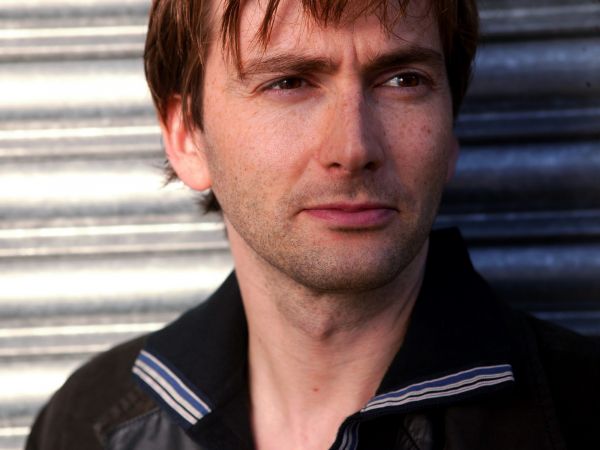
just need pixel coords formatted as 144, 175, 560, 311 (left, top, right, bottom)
202, 107, 309, 211
210, 103, 316, 181
385, 113, 454, 185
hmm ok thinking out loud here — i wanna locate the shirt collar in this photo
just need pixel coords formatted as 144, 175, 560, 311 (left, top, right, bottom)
132, 228, 514, 438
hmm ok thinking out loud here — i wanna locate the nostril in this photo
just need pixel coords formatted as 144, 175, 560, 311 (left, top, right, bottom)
326, 159, 378, 173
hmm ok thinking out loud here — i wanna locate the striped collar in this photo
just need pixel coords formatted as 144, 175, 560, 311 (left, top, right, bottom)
133, 349, 212, 429
362, 364, 514, 414
132, 228, 515, 446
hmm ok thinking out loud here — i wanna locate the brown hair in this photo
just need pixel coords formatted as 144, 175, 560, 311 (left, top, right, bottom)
144, 0, 479, 212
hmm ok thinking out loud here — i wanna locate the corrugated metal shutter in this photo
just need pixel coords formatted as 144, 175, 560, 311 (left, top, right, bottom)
0, 0, 598, 448
440, 0, 600, 336
0, 2, 232, 448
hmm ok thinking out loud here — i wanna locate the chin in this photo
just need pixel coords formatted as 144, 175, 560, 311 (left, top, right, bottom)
282, 245, 423, 294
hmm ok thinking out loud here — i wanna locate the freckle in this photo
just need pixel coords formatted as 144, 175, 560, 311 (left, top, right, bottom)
312, 387, 319, 393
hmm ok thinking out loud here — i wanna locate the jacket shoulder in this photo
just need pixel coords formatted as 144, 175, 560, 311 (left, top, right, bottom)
527, 316, 600, 448
26, 335, 155, 450
528, 315, 600, 383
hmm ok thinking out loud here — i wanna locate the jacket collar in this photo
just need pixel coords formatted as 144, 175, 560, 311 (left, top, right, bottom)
132, 228, 514, 442
365, 228, 515, 417
132, 271, 248, 434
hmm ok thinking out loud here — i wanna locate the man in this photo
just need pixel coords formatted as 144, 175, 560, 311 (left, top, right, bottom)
27, 0, 599, 449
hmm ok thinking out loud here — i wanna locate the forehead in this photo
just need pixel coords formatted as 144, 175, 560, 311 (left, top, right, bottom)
221, 0, 439, 65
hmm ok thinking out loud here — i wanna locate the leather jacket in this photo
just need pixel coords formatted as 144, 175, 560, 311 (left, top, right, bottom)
27, 229, 600, 449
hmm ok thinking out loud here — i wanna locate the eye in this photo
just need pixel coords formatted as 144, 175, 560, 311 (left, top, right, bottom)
265, 77, 307, 90
381, 72, 426, 88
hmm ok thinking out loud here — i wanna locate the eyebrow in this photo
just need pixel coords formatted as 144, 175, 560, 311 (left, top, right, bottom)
366, 46, 445, 75
238, 54, 336, 80
237, 45, 445, 80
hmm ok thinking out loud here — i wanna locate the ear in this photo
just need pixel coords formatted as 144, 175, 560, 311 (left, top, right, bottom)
445, 136, 460, 183
160, 97, 212, 191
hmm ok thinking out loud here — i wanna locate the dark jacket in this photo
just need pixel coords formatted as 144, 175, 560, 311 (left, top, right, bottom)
27, 229, 600, 449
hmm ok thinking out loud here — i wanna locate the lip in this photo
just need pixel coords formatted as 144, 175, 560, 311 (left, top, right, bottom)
302, 203, 396, 229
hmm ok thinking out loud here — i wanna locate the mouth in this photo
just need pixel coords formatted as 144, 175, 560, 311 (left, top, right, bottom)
302, 203, 397, 229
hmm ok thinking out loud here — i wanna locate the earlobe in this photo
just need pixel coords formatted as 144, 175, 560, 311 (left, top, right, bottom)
160, 97, 212, 191
445, 136, 460, 183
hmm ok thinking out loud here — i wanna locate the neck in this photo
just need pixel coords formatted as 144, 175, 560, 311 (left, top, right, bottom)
229, 231, 428, 450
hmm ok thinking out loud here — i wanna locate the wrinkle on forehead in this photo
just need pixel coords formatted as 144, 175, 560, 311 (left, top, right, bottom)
230, 0, 437, 71
222, 0, 435, 70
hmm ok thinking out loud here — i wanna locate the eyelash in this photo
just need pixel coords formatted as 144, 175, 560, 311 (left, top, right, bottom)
380, 71, 430, 89
264, 77, 309, 91
261, 70, 432, 95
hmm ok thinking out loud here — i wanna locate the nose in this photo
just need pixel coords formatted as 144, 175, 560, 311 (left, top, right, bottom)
317, 88, 384, 175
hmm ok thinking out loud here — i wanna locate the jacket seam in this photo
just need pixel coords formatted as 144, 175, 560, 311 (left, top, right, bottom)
103, 406, 163, 444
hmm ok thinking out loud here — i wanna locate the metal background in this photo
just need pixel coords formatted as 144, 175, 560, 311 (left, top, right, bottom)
0, 0, 599, 448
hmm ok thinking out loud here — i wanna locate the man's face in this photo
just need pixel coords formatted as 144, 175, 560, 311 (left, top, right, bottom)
188, 0, 457, 292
